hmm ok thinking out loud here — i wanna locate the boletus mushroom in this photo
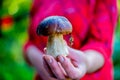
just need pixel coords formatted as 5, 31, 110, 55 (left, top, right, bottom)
36, 16, 72, 58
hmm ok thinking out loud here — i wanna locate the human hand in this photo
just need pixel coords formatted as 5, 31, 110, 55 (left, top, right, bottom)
44, 47, 87, 80
26, 45, 59, 80
44, 55, 66, 80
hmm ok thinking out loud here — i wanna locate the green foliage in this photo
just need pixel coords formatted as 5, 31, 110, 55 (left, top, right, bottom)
113, 17, 120, 80
0, 0, 34, 80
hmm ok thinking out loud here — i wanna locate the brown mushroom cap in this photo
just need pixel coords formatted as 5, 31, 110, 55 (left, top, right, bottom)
36, 16, 72, 36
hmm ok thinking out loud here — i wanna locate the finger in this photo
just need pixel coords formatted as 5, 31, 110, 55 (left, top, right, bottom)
43, 57, 56, 78
58, 62, 68, 77
44, 47, 47, 53
44, 55, 65, 80
58, 55, 81, 79
67, 47, 84, 60
71, 60, 87, 79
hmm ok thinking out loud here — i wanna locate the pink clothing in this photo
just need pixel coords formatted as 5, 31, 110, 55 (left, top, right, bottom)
23, 0, 118, 80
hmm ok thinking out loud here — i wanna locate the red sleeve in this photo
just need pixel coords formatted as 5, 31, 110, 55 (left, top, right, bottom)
81, 0, 118, 59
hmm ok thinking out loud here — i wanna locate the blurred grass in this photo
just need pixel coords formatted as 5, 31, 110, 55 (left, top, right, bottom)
113, 17, 120, 80
0, 0, 34, 80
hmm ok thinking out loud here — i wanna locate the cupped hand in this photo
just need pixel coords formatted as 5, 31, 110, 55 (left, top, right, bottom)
44, 47, 87, 80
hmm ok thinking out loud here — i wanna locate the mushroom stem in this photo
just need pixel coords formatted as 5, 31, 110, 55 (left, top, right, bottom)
46, 34, 68, 58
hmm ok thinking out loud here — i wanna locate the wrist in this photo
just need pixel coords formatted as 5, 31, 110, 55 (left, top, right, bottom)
77, 52, 87, 78
84, 50, 104, 73
79, 62, 87, 78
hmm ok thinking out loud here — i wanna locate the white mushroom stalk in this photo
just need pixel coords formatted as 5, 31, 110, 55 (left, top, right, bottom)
47, 34, 68, 57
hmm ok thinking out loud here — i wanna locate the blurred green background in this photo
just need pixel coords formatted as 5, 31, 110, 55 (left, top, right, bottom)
0, 0, 120, 80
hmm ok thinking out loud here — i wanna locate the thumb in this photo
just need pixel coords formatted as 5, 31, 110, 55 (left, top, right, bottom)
44, 47, 47, 53
67, 47, 79, 60
67, 47, 84, 61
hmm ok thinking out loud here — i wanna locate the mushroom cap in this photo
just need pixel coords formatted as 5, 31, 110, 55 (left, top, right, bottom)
36, 16, 72, 36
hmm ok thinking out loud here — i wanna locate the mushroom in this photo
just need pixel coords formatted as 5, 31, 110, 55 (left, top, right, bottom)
36, 16, 72, 58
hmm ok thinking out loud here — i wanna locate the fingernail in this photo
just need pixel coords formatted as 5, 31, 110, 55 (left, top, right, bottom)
49, 58, 52, 63
59, 56, 64, 62
45, 56, 52, 63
